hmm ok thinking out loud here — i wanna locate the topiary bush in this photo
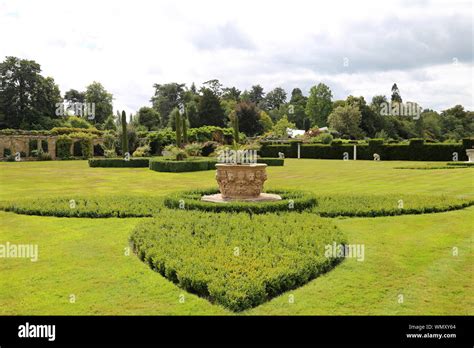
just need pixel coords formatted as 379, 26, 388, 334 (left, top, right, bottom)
164, 188, 316, 213
130, 209, 346, 311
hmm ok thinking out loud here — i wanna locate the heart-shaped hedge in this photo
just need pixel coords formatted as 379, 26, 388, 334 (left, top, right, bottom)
130, 209, 346, 311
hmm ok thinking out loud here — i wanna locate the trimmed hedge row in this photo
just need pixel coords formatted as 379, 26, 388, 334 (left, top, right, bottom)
164, 188, 316, 213
0, 196, 162, 218
89, 157, 284, 171
260, 142, 468, 161
130, 209, 346, 311
88, 158, 150, 167
312, 194, 474, 217
149, 158, 216, 172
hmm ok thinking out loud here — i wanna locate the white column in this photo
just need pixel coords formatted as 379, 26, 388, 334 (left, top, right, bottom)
297, 143, 301, 159
353, 145, 357, 161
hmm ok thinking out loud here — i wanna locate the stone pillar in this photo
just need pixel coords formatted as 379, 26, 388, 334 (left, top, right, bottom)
48, 137, 56, 159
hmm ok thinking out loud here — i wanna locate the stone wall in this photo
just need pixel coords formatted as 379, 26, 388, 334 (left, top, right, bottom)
0, 135, 104, 160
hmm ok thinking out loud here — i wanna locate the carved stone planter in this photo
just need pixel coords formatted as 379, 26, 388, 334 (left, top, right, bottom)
216, 163, 267, 198
466, 149, 474, 162
201, 163, 281, 203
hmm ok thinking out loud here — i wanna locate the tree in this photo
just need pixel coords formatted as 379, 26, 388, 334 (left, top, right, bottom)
185, 100, 200, 128
327, 105, 363, 139
440, 105, 474, 140
272, 116, 295, 138
288, 88, 308, 129
247, 85, 265, 105
84, 81, 113, 124
265, 87, 287, 110
64, 89, 85, 107
391, 83, 402, 104
346, 95, 384, 138
197, 87, 225, 127
137, 106, 160, 130
259, 111, 273, 132
234, 101, 263, 136
174, 108, 182, 147
222, 86, 241, 101
229, 110, 239, 144
202, 79, 223, 97
151, 83, 185, 126
0, 56, 61, 129
305, 83, 333, 127
121, 110, 128, 154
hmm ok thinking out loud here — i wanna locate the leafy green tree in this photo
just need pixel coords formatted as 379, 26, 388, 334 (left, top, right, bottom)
327, 105, 363, 139
202, 79, 223, 97
346, 95, 384, 138
185, 100, 200, 128
197, 87, 225, 127
440, 105, 474, 140
84, 81, 113, 124
247, 85, 265, 105
272, 116, 295, 138
234, 101, 263, 136
121, 110, 128, 154
305, 83, 333, 127
259, 110, 273, 132
265, 87, 287, 110
288, 88, 308, 129
137, 106, 160, 130
222, 86, 241, 101
151, 83, 185, 126
391, 83, 402, 103
0, 56, 61, 129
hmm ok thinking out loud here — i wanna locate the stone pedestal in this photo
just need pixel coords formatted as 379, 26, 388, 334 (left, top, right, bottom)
466, 149, 474, 162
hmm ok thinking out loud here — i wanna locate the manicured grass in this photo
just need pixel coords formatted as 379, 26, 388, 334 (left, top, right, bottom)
0, 159, 472, 315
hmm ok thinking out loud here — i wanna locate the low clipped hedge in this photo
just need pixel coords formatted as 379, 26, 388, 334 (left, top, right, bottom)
312, 194, 474, 217
260, 143, 468, 161
130, 209, 346, 311
0, 196, 162, 218
88, 158, 150, 167
257, 158, 284, 166
164, 188, 316, 213
149, 158, 216, 172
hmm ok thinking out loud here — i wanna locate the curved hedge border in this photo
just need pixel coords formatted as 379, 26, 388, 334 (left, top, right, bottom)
164, 188, 317, 213
313, 194, 474, 217
149, 158, 216, 172
0, 196, 162, 218
89, 158, 150, 168
130, 209, 346, 311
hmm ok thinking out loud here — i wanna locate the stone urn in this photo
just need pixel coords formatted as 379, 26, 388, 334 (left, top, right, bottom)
201, 163, 281, 202
466, 149, 474, 162
216, 163, 267, 199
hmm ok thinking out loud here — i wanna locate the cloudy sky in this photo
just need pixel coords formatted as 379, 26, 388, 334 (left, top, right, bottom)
0, 0, 472, 114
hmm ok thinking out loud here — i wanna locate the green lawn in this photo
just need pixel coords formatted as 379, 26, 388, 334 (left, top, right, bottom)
0, 159, 472, 315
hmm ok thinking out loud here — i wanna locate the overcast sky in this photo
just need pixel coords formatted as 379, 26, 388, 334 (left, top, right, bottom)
1, 0, 472, 114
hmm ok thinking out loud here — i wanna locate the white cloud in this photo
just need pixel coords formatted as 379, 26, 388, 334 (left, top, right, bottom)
0, 0, 472, 114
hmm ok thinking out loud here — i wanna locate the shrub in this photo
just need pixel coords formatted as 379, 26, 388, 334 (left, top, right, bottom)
313, 133, 333, 144
149, 158, 215, 172
201, 141, 218, 156
0, 196, 162, 218
313, 194, 474, 217
164, 188, 316, 213
257, 158, 284, 166
3, 148, 11, 157
462, 138, 474, 149
88, 158, 150, 168
132, 145, 151, 157
56, 135, 73, 159
130, 209, 346, 311
184, 143, 202, 157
